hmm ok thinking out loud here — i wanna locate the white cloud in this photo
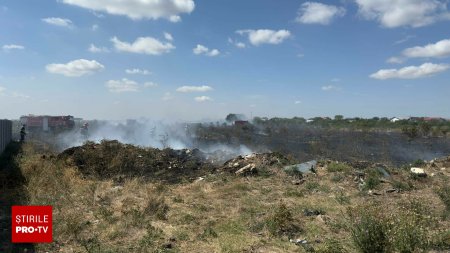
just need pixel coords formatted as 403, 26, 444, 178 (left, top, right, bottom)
370, 62, 449, 80
88, 44, 109, 53
106, 78, 139, 93
296, 2, 346, 25
194, 96, 212, 102
176, 85, 213, 93
2, 44, 24, 51
294, 100, 302, 104
193, 44, 208, 55
193, 44, 220, 56
125, 68, 151, 75
143, 82, 158, 87
164, 32, 174, 41
91, 24, 99, 31
61, 0, 195, 21
237, 29, 291, 46
355, 0, 450, 28
42, 17, 73, 27
46, 59, 104, 77
235, 42, 246, 48
169, 15, 182, 23
162, 92, 174, 101
403, 39, 450, 58
11, 92, 30, 99
386, 56, 404, 64
321, 85, 340, 91
111, 36, 175, 55
0, 86, 5, 94
394, 35, 415, 45
228, 38, 246, 48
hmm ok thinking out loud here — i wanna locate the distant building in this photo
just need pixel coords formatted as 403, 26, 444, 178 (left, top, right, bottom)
423, 117, 446, 122
234, 120, 249, 126
0, 119, 12, 154
390, 117, 401, 123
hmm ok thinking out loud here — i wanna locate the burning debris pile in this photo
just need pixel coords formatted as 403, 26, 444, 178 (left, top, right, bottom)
57, 140, 297, 181
57, 140, 213, 183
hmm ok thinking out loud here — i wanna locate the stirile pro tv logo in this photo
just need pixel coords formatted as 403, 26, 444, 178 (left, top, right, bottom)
12, 206, 53, 243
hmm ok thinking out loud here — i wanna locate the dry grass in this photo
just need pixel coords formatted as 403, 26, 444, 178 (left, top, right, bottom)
6, 142, 450, 252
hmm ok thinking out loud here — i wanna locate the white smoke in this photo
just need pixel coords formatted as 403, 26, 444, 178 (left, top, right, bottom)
57, 119, 254, 159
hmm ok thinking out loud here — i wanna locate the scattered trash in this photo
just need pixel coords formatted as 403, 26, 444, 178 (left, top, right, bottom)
410, 167, 427, 177
303, 209, 324, 216
235, 163, 257, 175
290, 238, 308, 245
385, 188, 397, 193
375, 166, 390, 178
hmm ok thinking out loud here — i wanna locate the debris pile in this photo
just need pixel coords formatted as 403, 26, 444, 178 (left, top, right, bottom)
221, 152, 294, 176
58, 140, 212, 183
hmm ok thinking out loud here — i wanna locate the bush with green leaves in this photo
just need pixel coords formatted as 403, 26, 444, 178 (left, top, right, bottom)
348, 204, 389, 253
362, 169, 381, 191
317, 238, 347, 253
348, 200, 437, 253
436, 185, 450, 216
265, 202, 300, 237
327, 162, 352, 173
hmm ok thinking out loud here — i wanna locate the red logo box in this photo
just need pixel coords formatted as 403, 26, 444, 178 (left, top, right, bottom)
12, 206, 52, 243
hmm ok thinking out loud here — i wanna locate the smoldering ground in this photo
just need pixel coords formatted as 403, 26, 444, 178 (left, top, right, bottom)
56, 119, 254, 161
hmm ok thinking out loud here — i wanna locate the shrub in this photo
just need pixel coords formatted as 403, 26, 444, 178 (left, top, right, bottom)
347, 204, 389, 253
411, 159, 426, 167
144, 196, 169, 220
327, 162, 352, 173
335, 191, 350, 205
317, 238, 347, 253
389, 199, 435, 253
348, 200, 436, 253
436, 185, 450, 216
265, 203, 300, 237
363, 169, 381, 190
392, 180, 413, 192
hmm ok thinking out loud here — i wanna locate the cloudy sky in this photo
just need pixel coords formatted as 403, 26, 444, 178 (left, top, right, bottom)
1, 0, 450, 120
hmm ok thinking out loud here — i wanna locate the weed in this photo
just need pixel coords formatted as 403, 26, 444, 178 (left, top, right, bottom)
144, 195, 169, 220
411, 159, 426, 167
327, 162, 352, 173
265, 202, 301, 237
284, 187, 304, 198
138, 224, 164, 249
347, 204, 389, 253
392, 180, 413, 192
331, 173, 345, 183
199, 223, 218, 240
431, 229, 450, 250
317, 238, 347, 253
305, 181, 320, 192
335, 191, 350, 205
362, 169, 381, 190
436, 185, 450, 217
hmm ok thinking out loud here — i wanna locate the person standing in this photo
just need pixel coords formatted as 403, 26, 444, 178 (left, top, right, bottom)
20, 125, 26, 142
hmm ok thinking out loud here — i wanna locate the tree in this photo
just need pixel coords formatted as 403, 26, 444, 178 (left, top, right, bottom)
334, 115, 344, 121
226, 114, 239, 123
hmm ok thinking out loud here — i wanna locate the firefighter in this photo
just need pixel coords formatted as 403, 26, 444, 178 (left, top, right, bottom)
20, 124, 26, 142
80, 122, 89, 139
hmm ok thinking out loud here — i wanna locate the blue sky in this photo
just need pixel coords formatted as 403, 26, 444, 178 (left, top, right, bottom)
1, 0, 450, 120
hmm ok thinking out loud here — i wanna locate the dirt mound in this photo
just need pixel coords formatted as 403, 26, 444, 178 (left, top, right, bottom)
58, 140, 213, 183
